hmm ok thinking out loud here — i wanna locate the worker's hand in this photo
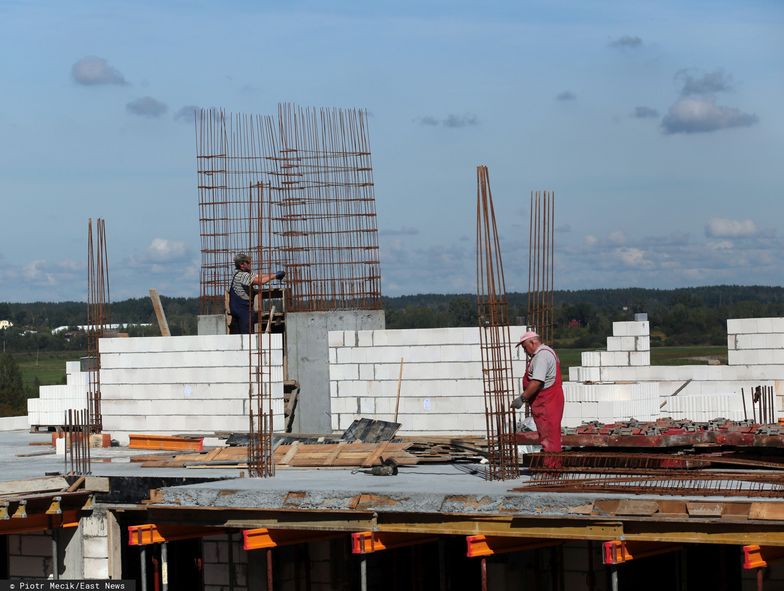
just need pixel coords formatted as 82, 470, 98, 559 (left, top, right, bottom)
275, 270, 286, 280
511, 396, 525, 410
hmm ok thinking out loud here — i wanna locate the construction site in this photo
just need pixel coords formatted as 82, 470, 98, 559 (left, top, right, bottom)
3, 103, 784, 591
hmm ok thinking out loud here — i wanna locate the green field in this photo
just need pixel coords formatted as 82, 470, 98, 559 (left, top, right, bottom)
558, 346, 727, 372
14, 351, 82, 390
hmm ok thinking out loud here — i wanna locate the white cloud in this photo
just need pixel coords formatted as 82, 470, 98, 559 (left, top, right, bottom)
145, 238, 189, 262
583, 235, 598, 247
616, 247, 650, 267
661, 96, 757, 134
71, 56, 127, 86
608, 231, 626, 245
126, 96, 168, 118
705, 217, 757, 238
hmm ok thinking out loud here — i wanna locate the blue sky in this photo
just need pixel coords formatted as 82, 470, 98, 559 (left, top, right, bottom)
1, 0, 782, 302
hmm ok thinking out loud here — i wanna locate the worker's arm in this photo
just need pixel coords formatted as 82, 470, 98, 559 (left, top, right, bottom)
512, 379, 543, 409
521, 379, 544, 402
252, 270, 286, 286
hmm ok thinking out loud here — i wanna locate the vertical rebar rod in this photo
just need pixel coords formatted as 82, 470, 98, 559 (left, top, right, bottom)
86, 218, 109, 432
475, 165, 518, 480
527, 192, 555, 343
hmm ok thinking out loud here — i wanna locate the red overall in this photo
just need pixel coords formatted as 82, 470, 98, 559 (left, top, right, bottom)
523, 347, 565, 466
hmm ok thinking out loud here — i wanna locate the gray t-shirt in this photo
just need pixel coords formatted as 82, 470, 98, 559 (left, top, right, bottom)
231, 271, 253, 300
527, 344, 559, 389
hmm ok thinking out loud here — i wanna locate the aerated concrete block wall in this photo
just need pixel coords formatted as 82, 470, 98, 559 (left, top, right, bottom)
202, 534, 248, 591
7, 531, 52, 578
27, 360, 88, 429
565, 318, 784, 422
328, 326, 528, 435
100, 334, 284, 445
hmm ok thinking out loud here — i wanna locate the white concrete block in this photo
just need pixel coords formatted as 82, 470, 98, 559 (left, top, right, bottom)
727, 318, 757, 335
607, 336, 635, 351
330, 364, 359, 381
568, 367, 581, 382
581, 367, 601, 382
357, 330, 373, 347
581, 352, 601, 367
636, 336, 650, 351
331, 397, 359, 414
359, 398, 376, 414
613, 321, 649, 337
359, 364, 374, 381
599, 351, 629, 367
629, 352, 650, 366
327, 331, 344, 348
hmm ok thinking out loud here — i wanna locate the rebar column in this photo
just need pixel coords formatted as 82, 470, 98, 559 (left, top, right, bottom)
247, 183, 275, 478
475, 165, 519, 480
86, 218, 109, 432
527, 191, 555, 343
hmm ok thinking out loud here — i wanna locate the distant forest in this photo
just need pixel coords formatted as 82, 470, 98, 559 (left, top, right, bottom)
1, 285, 784, 353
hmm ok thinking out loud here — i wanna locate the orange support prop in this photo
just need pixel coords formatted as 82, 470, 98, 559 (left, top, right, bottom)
127, 523, 225, 546
602, 540, 681, 565
743, 545, 784, 570
466, 535, 560, 558
351, 531, 437, 554
128, 433, 204, 451
242, 528, 340, 551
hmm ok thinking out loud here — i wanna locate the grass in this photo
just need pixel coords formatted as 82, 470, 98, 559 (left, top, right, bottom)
558, 346, 727, 372
13, 351, 82, 390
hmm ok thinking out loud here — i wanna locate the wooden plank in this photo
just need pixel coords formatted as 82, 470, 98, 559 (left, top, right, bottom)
149, 288, 171, 337
278, 441, 300, 466
362, 441, 392, 468
686, 502, 724, 518
323, 442, 347, 467
749, 503, 784, 521
0, 477, 69, 496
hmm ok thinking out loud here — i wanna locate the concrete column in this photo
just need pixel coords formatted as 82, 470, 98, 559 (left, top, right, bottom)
287, 310, 385, 433
81, 508, 122, 580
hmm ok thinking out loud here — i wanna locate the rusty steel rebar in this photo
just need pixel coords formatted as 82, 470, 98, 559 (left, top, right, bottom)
86, 218, 109, 432
272, 103, 381, 312
516, 471, 784, 498
247, 183, 275, 478
195, 104, 381, 316
196, 110, 286, 315
475, 165, 519, 480
64, 408, 91, 476
527, 191, 555, 343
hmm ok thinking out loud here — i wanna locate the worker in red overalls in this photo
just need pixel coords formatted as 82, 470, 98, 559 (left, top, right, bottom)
512, 331, 564, 467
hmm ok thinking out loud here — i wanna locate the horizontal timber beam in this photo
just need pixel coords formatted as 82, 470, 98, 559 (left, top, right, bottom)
140, 507, 784, 546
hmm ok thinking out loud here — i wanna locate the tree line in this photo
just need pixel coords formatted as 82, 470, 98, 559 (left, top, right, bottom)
1, 285, 782, 353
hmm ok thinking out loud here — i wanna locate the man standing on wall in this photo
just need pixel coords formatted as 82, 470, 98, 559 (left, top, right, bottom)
512, 331, 564, 466
228, 253, 285, 335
